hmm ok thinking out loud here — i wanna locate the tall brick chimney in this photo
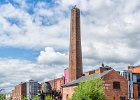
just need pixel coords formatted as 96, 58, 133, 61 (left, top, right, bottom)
69, 6, 83, 82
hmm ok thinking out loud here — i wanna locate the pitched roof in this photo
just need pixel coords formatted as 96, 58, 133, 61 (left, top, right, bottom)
61, 69, 113, 87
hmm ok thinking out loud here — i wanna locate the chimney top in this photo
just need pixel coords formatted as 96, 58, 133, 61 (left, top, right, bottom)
73, 5, 77, 8
72, 5, 79, 10
102, 63, 104, 67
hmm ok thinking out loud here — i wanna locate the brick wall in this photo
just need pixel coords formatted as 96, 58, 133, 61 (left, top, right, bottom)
48, 76, 64, 91
103, 70, 128, 100
84, 70, 95, 76
69, 6, 83, 82
133, 83, 138, 100
84, 66, 112, 76
12, 82, 26, 100
62, 86, 76, 100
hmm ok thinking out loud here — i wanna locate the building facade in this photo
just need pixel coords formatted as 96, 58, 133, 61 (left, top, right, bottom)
64, 68, 69, 83
48, 76, 64, 91
120, 70, 134, 99
12, 82, 26, 100
128, 66, 140, 99
26, 80, 40, 100
41, 82, 52, 93
62, 69, 128, 100
5, 93, 12, 100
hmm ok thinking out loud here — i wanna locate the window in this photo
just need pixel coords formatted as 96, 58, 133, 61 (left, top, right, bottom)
133, 75, 137, 82
137, 75, 140, 82
128, 73, 131, 81
113, 81, 120, 89
120, 96, 125, 100
113, 97, 115, 100
66, 94, 69, 100
138, 85, 140, 98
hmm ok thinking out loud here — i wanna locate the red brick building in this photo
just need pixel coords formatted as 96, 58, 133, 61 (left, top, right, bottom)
48, 76, 64, 91
84, 64, 112, 76
62, 68, 128, 100
12, 82, 26, 100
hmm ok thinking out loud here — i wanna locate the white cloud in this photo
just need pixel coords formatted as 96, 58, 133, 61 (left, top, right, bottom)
0, 58, 66, 92
37, 47, 68, 65
0, 2, 70, 49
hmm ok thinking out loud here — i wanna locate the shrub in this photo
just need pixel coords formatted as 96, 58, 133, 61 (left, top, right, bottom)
72, 78, 105, 100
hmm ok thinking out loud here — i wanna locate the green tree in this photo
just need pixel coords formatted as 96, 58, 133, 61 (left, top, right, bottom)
45, 95, 52, 100
33, 95, 40, 100
72, 78, 105, 100
0, 94, 5, 100
22, 96, 27, 100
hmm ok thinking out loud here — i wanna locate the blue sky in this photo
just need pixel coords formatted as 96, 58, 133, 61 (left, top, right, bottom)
0, 0, 38, 62
0, 0, 140, 93
0, 47, 39, 61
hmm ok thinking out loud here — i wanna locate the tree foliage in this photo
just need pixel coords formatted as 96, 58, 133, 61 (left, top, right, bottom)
33, 95, 40, 100
45, 95, 52, 100
22, 96, 28, 100
72, 78, 105, 100
0, 94, 5, 100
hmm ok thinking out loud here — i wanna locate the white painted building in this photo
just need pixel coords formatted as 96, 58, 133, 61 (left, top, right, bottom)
5, 93, 12, 100
120, 70, 134, 100
26, 80, 40, 100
